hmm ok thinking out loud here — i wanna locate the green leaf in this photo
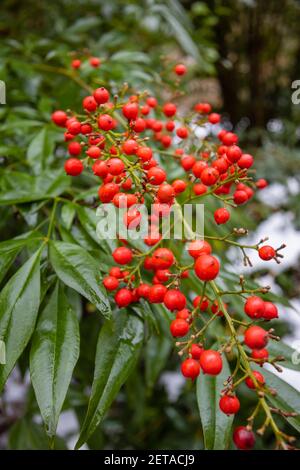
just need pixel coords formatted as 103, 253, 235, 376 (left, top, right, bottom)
61, 202, 76, 230
0, 170, 70, 205
253, 365, 300, 432
75, 313, 144, 448
0, 233, 36, 283
49, 241, 111, 319
0, 247, 42, 391
267, 341, 300, 371
27, 127, 55, 174
8, 419, 67, 450
197, 351, 233, 449
30, 282, 80, 438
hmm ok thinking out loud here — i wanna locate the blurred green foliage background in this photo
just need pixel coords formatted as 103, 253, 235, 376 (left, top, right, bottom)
0, 0, 300, 450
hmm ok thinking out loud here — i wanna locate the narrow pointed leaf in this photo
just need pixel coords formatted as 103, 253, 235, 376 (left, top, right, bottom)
197, 351, 233, 449
49, 241, 111, 318
30, 282, 80, 437
0, 248, 42, 391
76, 313, 144, 448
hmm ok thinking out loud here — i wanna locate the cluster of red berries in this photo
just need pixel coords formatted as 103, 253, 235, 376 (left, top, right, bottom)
51, 60, 287, 450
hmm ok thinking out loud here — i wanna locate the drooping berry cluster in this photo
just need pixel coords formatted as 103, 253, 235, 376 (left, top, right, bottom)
51, 58, 294, 450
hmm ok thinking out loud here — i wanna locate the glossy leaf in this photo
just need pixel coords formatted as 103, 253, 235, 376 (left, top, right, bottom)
49, 241, 111, 318
197, 351, 233, 450
30, 282, 80, 437
0, 247, 42, 391
75, 313, 144, 448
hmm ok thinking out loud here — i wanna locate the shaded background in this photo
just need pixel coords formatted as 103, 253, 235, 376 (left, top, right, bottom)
0, 0, 300, 450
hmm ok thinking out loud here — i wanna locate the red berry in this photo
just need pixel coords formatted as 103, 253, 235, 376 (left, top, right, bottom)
193, 183, 207, 195
115, 288, 133, 307
194, 254, 220, 281
98, 114, 116, 131
233, 190, 248, 205
106, 158, 125, 175
192, 161, 208, 178
148, 284, 168, 303
174, 64, 187, 76
152, 248, 174, 270
67, 120, 81, 135
103, 276, 119, 291
222, 132, 238, 146
172, 179, 187, 194
166, 120, 175, 132
244, 326, 268, 350
258, 245, 276, 261
251, 348, 269, 362
181, 358, 200, 379
164, 289, 186, 311
122, 139, 139, 155
109, 267, 123, 279
187, 240, 212, 259
122, 102, 139, 120
81, 123, 92, 134
51, 110, 68, 127
71, 59, 81, 69
219, 395, 240, 415
208, 113, 221, 124
200, 167, 219, 186
245, 370, 265, 389
176, 309, 190, 320
200, 350, 223, 375
157, 184, 175, 203
190, 344, 204, 359
155, 269, 170, 282
86, 146, 101, 159
193, 295, 209, 311
194, 102, 212, 114
92, 160, 109, 178
244, 296, 265, 319
137, 146, 152, 162
68, 141, 82, 156
98, 182, 119, 202
124, 208, 141, 229
263, 301, 278, 320
112, 247, 133, 265
89, 57, 101, 67
163, 102, 177, 117
226, 145, 242, 162
170, 318, 189, 337
147, 167, 166, 185
113, 193, 137, 208
181, 154, 196, 171
83, 96, 97, 112
146, 96, 158, 108
233, 426, 255, 450
93, 87, 109, 104
214, 208, 230, 225
137, 283, 150, 299
64, 158, 83, 176
256, 178, 268, 189
176, 127, 188, 139
238, 153, 254, 169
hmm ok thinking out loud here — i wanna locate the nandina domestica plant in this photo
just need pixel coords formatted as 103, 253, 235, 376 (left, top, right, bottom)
0, 52, 299, 451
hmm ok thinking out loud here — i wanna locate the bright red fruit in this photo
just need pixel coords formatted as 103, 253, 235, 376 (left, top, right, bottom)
98, 182, 119, 202
214, 208, 230, 224
187, 240, 212, 259
112, 247, 133, 265
152, 248, 174, 269
258, 245, 276, 261
148, 284, 168, 303
244, 326, 268, 350
244, 296, 265, 319
115, 288, 133, 307
263, 301, 278, 320
164, 289, 186, 311
219, 395, 240, 415
200, 350, 223, 375
245, 370, 265, 389
181, 358, 200, 379
64, 158, 83, 176
170, 319, 189, 337
233, 427, 255, 450
174, 64, 187, 76
51, 110, 68, 127
93, 87, 110, 104
103, 276, 119, 291
194, 254, 220, 281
